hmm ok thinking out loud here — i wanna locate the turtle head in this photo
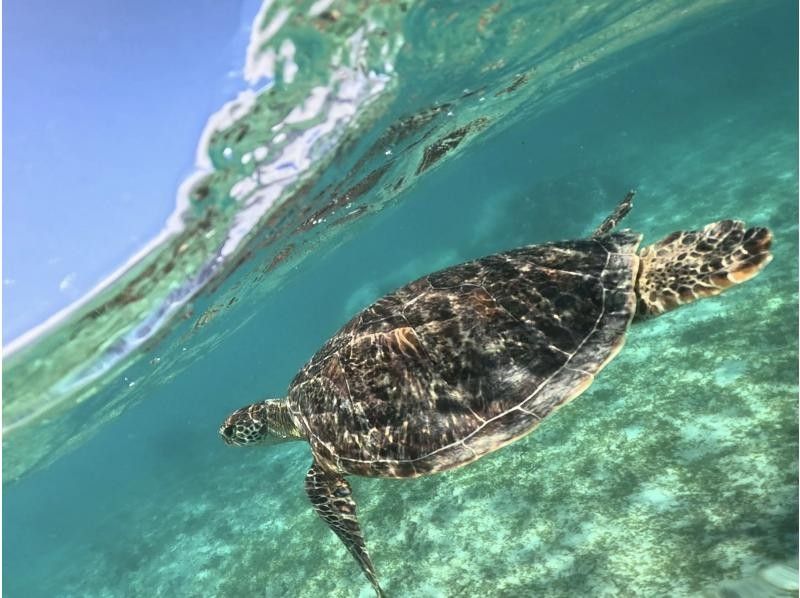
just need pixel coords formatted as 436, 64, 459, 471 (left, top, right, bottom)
219, 399, 302, 446
219, 404, 270, 446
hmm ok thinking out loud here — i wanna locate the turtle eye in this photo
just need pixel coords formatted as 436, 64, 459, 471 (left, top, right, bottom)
220, 424, 236, 444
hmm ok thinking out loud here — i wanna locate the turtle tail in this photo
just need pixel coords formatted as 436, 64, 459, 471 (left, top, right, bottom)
635, 220, 773, 318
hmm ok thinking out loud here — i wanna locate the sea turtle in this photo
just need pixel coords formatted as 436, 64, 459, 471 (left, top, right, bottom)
220, 192, 772, 596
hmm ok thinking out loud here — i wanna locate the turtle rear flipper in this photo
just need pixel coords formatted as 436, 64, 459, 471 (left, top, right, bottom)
592, 190, 635, 237
636, 220, 772, 317
305, 464, 385, 597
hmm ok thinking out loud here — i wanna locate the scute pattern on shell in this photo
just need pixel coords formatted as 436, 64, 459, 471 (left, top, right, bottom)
288, 231, 642, 478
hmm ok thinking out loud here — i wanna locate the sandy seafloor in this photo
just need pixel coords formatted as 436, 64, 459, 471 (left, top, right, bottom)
4, 2, 798, 597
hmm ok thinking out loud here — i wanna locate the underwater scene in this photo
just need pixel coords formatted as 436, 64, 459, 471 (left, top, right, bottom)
3, 1, 798, 596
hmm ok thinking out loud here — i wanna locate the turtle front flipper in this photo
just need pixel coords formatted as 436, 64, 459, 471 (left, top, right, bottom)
305, 463, 385, 597
635, 220, 773, 317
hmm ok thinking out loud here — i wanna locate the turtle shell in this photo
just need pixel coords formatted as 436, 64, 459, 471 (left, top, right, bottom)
287, 231, 642, 478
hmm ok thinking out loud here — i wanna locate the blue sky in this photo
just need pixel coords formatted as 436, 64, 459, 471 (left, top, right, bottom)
3, 0, 261, 343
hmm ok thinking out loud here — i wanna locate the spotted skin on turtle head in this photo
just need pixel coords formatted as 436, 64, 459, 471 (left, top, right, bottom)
219, 400, 302, 446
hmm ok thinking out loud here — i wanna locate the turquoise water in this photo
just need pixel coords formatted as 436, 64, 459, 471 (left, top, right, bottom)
4, 1, 798, 596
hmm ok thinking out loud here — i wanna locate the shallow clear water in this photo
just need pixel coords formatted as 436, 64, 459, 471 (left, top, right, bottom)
3, 1, 798, 597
